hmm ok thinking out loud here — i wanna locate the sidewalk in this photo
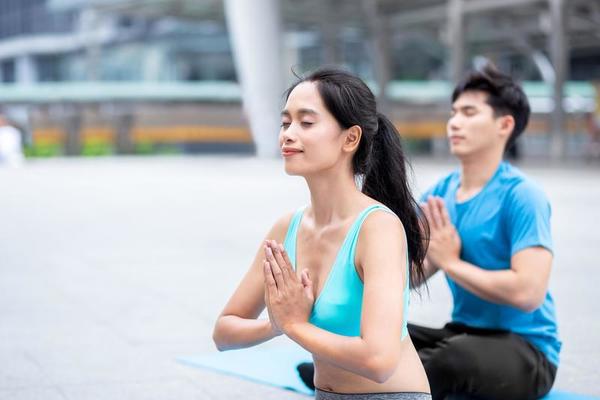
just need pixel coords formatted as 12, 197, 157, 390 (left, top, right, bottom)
0, 156, 598, 399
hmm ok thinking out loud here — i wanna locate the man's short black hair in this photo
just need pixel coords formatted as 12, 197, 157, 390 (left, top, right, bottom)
452, 63, 531, 152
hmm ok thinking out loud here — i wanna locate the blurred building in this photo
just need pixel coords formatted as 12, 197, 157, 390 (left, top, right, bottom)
0, 0, 235, 83
0, 0, 599, 158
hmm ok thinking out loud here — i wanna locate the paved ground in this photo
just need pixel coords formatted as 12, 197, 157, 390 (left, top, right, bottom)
0, 156, 598, 399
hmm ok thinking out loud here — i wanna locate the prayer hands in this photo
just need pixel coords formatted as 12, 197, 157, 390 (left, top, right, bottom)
263, 240, 314, 334
421, 196, 462, 271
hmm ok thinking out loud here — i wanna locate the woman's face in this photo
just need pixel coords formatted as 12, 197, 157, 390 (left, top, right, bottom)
279, 81, 347, 176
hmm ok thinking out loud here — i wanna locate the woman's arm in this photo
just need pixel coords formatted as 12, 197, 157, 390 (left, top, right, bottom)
264, 211, 407, 383
212, 212, 293, 351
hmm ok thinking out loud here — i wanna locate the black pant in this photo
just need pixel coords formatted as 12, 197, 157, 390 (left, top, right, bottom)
408, 322, 557, 400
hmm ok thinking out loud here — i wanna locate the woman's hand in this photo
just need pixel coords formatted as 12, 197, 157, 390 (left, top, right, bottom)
263, 240, 314, 334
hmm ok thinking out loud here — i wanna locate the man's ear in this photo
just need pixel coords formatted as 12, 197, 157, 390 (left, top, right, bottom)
343, 125, 362, 153
498, 115, 515, 140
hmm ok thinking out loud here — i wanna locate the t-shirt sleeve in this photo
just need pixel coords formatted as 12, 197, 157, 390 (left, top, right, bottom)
507, 182, 553, 256
419, 186, 436, 204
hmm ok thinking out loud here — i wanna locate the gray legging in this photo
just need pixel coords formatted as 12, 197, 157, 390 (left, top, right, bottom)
315, 389, 431, 400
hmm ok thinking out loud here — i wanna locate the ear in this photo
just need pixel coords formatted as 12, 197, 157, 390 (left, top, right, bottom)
497, 115, 515, 141
342, 125, 362, 153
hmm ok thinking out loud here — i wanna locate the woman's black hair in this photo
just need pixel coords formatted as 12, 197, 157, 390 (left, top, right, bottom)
284, 67, 428, 289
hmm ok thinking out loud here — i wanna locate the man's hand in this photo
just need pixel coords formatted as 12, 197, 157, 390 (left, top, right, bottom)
421, 196, 461, 272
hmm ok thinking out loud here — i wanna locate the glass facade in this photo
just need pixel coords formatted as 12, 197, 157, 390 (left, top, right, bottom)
0, 0, 238, 83
0, 0, 598, 84
0, 59, 16, 82
0, 0, 75, 39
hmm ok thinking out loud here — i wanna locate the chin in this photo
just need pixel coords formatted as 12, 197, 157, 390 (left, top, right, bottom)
283, 159, 324, 177
284, 167, 302, 176
283, 160, 304, 176
449, 145, 469, 157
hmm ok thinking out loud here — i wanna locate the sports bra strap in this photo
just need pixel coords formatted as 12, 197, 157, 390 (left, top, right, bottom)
283, 206, 305, 270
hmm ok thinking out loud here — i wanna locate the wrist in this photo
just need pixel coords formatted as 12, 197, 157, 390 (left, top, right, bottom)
442, 258, 461, 276
282, 320, 307, 339
264, 319, 282, 338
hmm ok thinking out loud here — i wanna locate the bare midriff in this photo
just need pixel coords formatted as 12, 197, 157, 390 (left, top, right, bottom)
313, 337, 430, 394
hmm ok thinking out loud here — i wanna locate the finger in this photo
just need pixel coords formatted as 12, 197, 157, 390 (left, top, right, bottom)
301, 269, 313, 288
432, 197, 446, 228
423, 199, 437, 230
278, 242, 297, 280
280, 245, 294, 272
429, 197, 444, 229
437, 197, 452, 226
264, 243, 279, 269
271, 241, 293, 281
281, 245, 301, 281
418, 203, 430, 233
263, 260, 278, 292
301, 269, 314, 301
265, 245, 285, 288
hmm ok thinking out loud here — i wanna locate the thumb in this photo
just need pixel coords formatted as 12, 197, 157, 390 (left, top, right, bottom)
301, 270, 314, 298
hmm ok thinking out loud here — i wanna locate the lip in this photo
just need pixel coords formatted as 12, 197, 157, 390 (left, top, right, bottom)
281, 148, 303, 157
449, 136, 465, 144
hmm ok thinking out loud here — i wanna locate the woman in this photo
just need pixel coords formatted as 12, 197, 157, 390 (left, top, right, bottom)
213, 68, 431, 400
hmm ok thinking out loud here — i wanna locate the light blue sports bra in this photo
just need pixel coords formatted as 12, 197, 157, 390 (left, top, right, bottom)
283, 204, 410, 339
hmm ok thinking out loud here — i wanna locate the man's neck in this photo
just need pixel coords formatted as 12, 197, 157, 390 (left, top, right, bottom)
457, 151, 504, 201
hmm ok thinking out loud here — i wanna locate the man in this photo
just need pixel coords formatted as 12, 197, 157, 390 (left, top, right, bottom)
0, 111, 24, 167
412, 64, 560, 400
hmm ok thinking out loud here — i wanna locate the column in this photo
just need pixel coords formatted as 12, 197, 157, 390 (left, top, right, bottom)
549, 0, 568, 160
224, 0, 283, 158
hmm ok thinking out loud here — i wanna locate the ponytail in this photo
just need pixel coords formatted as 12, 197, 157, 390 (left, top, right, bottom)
361, 113, 428, 289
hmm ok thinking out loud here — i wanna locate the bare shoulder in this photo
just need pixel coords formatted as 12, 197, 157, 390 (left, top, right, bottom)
265, 210, 297, 243
356, 206, 407, 259
355, 206, 408, 277
361, 207, 406, 242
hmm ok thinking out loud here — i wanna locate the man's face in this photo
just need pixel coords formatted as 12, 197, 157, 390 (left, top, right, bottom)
447, 90, 510, 158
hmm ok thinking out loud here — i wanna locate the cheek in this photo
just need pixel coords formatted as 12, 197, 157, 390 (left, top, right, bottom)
303, 131, 343, 168
466, 117, 492, 138
307, 124, 340, 149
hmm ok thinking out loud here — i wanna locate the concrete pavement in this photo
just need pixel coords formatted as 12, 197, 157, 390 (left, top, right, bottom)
0, 156, 598, 399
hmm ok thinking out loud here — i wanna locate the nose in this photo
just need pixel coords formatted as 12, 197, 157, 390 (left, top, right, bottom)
447, 114, 461, 135
279, 123, 297, 146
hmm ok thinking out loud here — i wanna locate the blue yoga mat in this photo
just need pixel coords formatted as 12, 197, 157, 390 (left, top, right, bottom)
178, 340, 313, 396
178, 341, 597, 399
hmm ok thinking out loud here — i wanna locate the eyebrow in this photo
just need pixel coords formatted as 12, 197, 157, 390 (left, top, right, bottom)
452, 105, 478, 112
281, 108, 319, 117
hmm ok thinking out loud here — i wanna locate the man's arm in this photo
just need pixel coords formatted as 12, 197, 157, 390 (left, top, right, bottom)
442, 247, 552, 312
423, 196, 552, 312
413, 258, 439, 287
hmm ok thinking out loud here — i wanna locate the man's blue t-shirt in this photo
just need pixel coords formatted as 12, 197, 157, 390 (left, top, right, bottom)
421, 161, 561, 366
